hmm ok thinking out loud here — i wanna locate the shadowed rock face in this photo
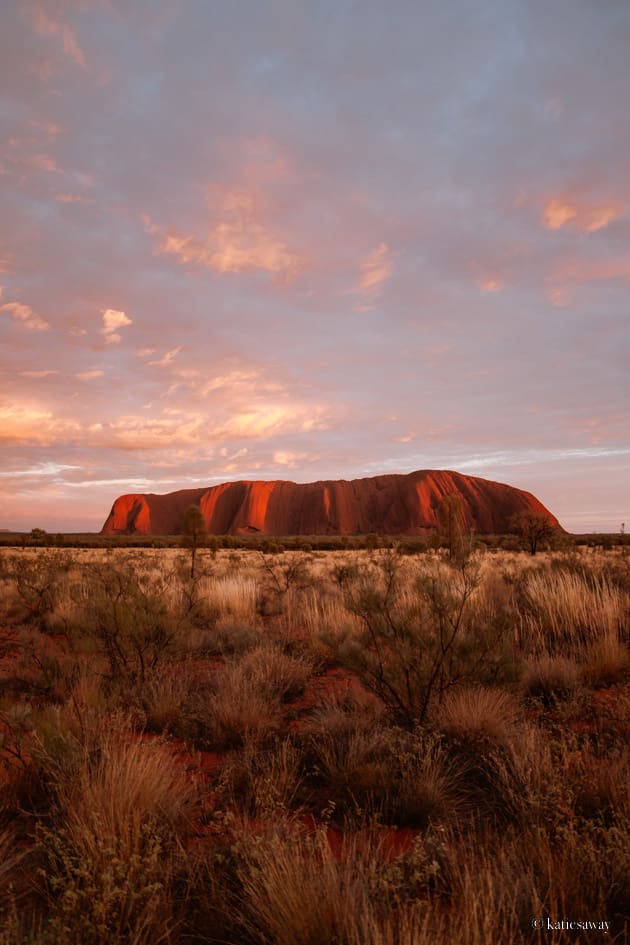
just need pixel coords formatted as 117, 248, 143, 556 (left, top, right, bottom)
101, 470, 561, 536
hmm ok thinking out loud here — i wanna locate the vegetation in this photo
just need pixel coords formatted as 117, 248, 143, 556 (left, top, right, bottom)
181, 505, 209, 578
0, 543, 628, 943
510, 511, 558, 555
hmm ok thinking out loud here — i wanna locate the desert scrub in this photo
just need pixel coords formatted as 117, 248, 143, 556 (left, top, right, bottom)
37, 822, 183, 945
256, 551, 315, 617
300, 723, 463, 829
0, 825, 29, 937
175, 646, 313, 750
29, 725, 197, 945
70, 562, 184, 691
301, 724, 397, 820
435, 686, 522, 752
325, 552, 513, 725
233, 827, 435, 945
522, 654, 582, 705
519, 568, 629, 654
2, 551, 75, 630
216, 737, 304, 819
199, 574, 259, 623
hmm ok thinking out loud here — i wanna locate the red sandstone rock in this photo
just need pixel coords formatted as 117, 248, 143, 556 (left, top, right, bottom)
101, 470, 561, 537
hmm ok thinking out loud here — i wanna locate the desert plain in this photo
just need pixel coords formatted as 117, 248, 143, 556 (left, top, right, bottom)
1, 531, 628, 943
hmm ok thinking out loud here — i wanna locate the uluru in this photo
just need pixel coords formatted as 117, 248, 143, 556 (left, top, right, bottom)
101, 470, 561, 537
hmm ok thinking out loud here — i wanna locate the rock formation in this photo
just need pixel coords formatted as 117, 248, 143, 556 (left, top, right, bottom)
101, 469, 561, 536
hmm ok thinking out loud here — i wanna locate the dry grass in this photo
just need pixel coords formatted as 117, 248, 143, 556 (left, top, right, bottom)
1, 544, 629, 943
521, 568, 629, 653
436, 686, 522, 750
522, 654, 582, 703
198, 574, 258, 622
54, 725, 197, 852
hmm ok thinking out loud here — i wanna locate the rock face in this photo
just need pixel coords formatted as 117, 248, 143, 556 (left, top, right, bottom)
101, 470, 561, 536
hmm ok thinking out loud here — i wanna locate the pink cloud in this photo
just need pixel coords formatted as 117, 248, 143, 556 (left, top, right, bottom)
0, 136, 61, 176
0, 404, 79, 445
26, 3, 86, 69
543, 196, 626, 232
548, 255, 630, 291
148, 346, 182, 367
479, 277, 503, 293
101, 308, 132, 344
19, 370, 59, 378
144, 188, 306, 283
353, 242, 392, 306
76, 369, 104, 380
1, 301, 50, 331
55, 192, 89, 204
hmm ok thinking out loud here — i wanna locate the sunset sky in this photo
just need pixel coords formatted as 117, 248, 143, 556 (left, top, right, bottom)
1, 0, 629, 533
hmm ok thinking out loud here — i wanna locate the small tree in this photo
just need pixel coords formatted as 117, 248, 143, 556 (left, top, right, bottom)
327, 550, 490, 726
30, 528, 48, 546
511, 511, 555, 555
436, 494, 468, 560
181, 505, 208, 578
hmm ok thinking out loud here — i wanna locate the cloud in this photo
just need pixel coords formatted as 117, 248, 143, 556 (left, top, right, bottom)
548, 255, 630, 296
148, 346, 182, 367
19, 370, 59, 378
0, 301, 50, 331
199, 369, 263, 398
547, 287, 569, 307
272, 450, 308, 466
144, 189, 306, 282
101, 308, 132, 344
352, 242, 392, 309
0, 405, 79, 445
55, 192, 89, 204
76, 369, 104, 380
543, 197, 626, 233
26, 3, 86, 69
480, 277, 503, 293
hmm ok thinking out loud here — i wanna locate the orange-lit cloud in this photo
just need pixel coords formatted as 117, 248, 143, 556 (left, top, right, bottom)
19, 370, 59, 378
101, 308, 132, 344
543, 197, 625, 232
480, 278, 503, 293
547, 286, 569, 307
198, 369, 279, 398
144, 189, 305, 282
76, 370, 104, 380
548, 256, 630, 295
148, 346, 182, 367
26, 3, 86, 69
0, 404, 79, 445
217, 403, 330, 440
353, 242, 392, 309
55, 192, 89, 204
1, 300, 50, 331
272, 450, 309, 466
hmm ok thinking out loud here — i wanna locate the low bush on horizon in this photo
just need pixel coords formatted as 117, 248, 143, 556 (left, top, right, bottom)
0, 544, 628, 943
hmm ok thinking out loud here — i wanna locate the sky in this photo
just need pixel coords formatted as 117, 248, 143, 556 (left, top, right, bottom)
1, 0, 629, 534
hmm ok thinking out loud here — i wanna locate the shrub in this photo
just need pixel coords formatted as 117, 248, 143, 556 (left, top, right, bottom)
176, 646, 312, 750
436, 686, 522, 751
325, 552, 507, 725
522, 655, 581, 704
32, 726, 197, 945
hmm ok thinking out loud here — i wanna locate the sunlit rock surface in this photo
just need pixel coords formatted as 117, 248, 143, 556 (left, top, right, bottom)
101, 470, 560, 536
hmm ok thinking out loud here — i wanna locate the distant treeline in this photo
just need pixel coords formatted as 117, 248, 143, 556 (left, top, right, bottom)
1, 529, 628, 552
